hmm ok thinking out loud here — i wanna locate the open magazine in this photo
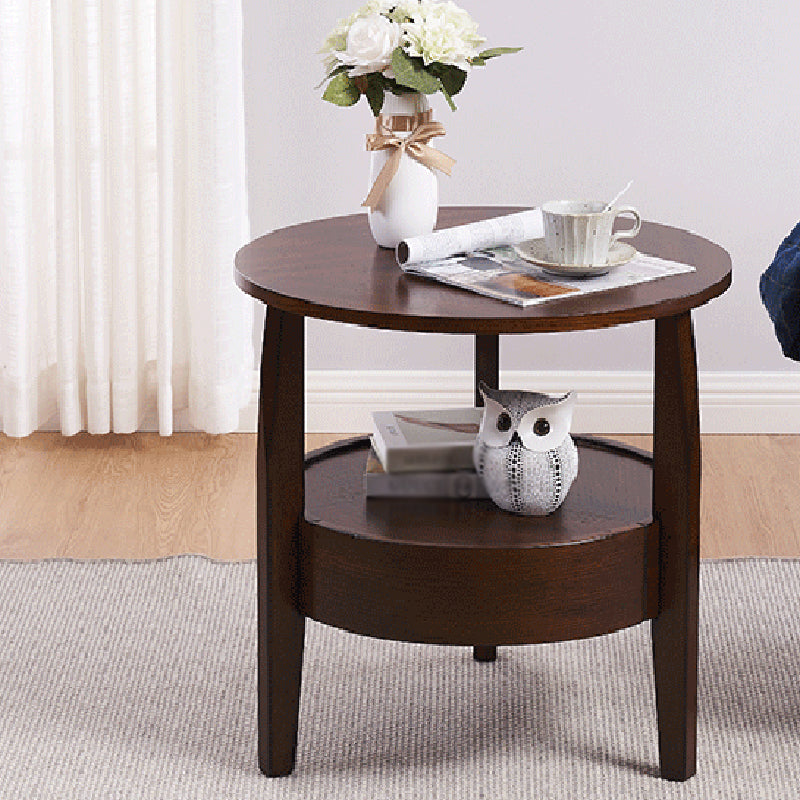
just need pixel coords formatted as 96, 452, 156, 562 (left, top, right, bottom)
396, 210, 695, 307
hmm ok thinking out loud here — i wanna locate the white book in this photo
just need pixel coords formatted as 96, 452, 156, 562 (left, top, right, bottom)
364, 448, 488, 499
370, 408, 482, 473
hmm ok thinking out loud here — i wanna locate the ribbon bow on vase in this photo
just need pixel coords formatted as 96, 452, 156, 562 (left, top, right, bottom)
362, 108, 455, 218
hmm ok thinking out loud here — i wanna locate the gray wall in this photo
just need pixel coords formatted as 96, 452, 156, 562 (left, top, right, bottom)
243, 0, 800, 376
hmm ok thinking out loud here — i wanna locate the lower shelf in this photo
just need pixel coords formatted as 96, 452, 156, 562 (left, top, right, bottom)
300, 437, 660, 645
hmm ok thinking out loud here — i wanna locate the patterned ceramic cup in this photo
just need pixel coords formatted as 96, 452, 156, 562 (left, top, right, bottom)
541, 200, 641, 266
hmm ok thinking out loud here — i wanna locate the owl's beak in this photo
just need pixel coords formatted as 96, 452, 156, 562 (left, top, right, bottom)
510, 431, 523, 445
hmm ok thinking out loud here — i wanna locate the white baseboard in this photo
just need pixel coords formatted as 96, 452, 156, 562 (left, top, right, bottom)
238, 370, 800, 435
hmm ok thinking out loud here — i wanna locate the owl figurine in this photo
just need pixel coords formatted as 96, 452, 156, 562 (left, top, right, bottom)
473, 382, 578, 516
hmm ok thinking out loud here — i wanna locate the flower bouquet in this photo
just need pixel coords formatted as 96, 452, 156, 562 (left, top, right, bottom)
320, 1, 521, 248
320, 0, 521, 114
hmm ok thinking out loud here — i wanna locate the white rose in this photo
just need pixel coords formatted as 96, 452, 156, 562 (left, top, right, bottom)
335, 14, 402, 77
320, 3, 394, 66
403, 1, 485, 69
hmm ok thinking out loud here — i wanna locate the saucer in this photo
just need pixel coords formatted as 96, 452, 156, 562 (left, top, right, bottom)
513, 238, 637, 277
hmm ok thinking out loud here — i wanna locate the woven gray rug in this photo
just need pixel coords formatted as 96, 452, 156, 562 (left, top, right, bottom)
0, 557, 798, 799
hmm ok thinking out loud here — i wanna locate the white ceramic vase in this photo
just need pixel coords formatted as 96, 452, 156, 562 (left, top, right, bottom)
367, 92, 439, 249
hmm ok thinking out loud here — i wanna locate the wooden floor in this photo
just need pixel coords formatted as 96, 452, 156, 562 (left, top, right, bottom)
1, 432, 799, 560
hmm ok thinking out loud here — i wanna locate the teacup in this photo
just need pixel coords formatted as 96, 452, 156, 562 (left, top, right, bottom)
541, 200, 642, 266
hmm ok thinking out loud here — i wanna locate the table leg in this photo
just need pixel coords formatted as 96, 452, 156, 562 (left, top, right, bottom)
473, 334, 500, 663
257, 308, 306, 776
651, 312, 700, 781
474, 334, 499, 405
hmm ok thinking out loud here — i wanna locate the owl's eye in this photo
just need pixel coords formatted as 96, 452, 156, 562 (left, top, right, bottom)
496, 412, 512, 432
533, 418, 550, 436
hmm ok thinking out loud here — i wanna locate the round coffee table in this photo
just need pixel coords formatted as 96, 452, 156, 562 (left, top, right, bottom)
235, 206, 731, 780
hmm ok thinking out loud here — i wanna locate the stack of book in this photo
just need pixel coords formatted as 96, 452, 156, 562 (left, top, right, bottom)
365, 407, 489, 499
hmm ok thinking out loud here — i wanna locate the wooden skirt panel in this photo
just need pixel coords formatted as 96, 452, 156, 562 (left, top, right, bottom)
299, 520, 660, 646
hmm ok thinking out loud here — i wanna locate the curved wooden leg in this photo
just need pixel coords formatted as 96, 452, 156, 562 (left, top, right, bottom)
651, 312, 700, 781
257, 308, 306, 777
474, 334, 499, 664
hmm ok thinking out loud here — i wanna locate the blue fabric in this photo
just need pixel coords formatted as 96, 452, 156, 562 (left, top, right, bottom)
759, 221, 800, 361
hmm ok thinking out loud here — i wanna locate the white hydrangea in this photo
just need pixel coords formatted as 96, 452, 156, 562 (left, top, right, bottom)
402, 1, 485, 69
362, 0, 398, 14
320, 19, 350, 72
387, 1, 425, 22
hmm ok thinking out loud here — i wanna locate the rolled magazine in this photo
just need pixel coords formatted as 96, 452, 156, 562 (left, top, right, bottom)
395, 209, 544, 266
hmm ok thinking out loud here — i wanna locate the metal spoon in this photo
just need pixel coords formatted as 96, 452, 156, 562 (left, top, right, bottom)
604, 179, 633, 211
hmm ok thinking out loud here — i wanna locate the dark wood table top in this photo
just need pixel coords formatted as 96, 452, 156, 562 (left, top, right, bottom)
235, 206, 731, 334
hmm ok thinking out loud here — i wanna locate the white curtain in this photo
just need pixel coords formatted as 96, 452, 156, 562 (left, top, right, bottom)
0, 0, 253, 437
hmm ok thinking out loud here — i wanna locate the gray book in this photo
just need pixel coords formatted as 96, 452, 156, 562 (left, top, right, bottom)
370, 407, 483, 473
364, 447, 488, 499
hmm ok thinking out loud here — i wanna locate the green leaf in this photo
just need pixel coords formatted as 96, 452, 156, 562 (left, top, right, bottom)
365, 73, 385, 116
391, 47, 442, 94
431, 64, 467, 98
439, 82, 457, 112
315, 63, 348, 90
475, 46, 523, 61
326, 64, 349, 80
322, 71, 360, 107
383, 77, 408, 96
